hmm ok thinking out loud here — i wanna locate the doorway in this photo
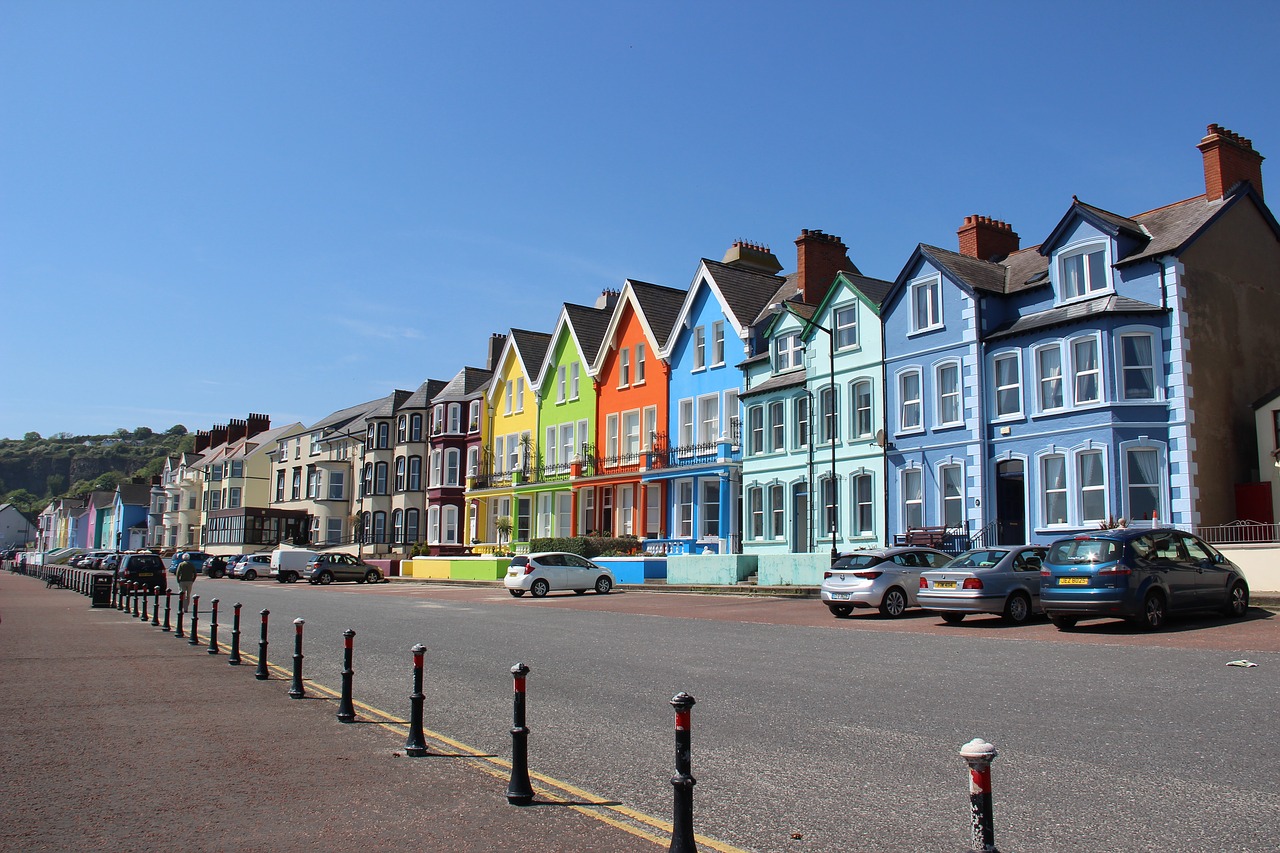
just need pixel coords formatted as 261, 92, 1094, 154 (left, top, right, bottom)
996, 460, 1026, 545
791, 481, 809, 553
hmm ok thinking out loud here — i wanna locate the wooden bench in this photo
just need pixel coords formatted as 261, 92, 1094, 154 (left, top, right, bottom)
896, 526, 952, 548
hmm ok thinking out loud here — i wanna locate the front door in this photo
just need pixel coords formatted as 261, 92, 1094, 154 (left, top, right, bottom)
996, 460, 1026, 546
791, 482, 809, 554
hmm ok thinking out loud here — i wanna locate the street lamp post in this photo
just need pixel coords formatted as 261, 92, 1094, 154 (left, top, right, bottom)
782, 303, 839, 565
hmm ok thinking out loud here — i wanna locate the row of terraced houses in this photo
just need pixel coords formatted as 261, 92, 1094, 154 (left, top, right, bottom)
35, 125, 1280, 584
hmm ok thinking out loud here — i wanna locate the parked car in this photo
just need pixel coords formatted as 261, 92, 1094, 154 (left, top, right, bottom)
115, 553, 168, 591
169, 551, 212, 575
1039, 528, 1250, 630
203, 555, 229, 579
75, 550, 114, 569
270, 548, 318, 583
503, 552, 615, 598
819, 547, 953, 617
303, 553, 383, 585
918, 547, 1048, 624
229, 554, 272, 580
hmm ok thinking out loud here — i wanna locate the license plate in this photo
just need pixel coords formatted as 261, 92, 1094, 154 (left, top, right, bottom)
933, 580, 957, 589
829, 592, 851, 600
1058, 577, 1089, 586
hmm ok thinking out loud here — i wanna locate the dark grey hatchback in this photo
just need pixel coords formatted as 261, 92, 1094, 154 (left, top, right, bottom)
1040, 527, 1249, 630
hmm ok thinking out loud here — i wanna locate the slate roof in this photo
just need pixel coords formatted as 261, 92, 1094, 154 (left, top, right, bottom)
434, 366, 493, 403
403, 379, 448, 410
985, 294, 1164, 340
700, 259, 789, 331
563, 302, 612, 365
510, 329, 553, 378
741, 368, 807, 399
116, 483, 152, 506
628, 280, 687, 349
842, 271, 894, 308
88, 490, 116, 508
1123, 195, 1223, 265
753, 272, 801, 325
312, 396, 388, 437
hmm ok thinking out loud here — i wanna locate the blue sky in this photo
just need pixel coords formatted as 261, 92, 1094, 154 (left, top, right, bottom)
3, 1, 1277, 440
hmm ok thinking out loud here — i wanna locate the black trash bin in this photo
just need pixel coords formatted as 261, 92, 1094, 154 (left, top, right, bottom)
90, 572, 113, 608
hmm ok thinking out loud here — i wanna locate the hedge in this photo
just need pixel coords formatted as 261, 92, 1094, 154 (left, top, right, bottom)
529, 536, 643, 558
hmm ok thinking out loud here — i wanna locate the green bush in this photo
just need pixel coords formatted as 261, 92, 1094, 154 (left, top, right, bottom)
529, 536, 642, 558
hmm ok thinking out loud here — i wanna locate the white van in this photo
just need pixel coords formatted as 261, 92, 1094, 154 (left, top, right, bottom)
270, 549, 318, 583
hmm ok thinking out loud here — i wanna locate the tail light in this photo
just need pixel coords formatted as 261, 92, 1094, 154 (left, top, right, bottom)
1097, 565, 1131, 576
962, 578, 983, 590
524, 565, 536, 575
919, 577, 928, 588
1041, 568, 1051, 577
852, 571, 882, 580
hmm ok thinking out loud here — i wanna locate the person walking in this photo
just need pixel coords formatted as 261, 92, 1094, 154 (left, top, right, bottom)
175, 554, 197, 609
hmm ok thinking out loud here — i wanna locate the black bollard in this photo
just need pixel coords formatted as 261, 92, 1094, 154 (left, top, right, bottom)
162, 590, 172, 632
151, 586, 160, 626
207, 599, 220, 655
174, 594, 185, 639
669, 692, 698, 853
110, 580, 117, 609
254, 609, 270, 679
188, 594, 201, 646
960, 739, 999, 853
288, 618, 306, 698
336, 629, 356, 723
228, 603, 242, 665
132, 583, 140, 617
404, 644, 428, 756
140, 587, 149, 622
506, 663, 535, 805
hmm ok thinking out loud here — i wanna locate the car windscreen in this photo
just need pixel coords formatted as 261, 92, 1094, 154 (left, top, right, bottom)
945, 550, 1008, 569
1047, 539, 1119, 564
832, 554, 882, 569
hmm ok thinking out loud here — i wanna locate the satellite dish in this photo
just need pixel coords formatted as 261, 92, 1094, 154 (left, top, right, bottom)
874, 429, 887, 448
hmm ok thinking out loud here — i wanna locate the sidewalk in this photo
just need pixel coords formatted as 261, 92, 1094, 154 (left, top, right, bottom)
0, 572, 662, 852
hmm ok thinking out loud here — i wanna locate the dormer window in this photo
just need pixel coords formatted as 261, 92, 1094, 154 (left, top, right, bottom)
1059, 243, 1109, 300
774, 333, 803, 372
910, 276, 943, 333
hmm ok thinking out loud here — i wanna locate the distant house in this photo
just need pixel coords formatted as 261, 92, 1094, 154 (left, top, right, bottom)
0, 503, 35, 549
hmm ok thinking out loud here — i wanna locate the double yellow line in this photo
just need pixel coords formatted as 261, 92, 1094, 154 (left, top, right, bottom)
227, 644, 747, 852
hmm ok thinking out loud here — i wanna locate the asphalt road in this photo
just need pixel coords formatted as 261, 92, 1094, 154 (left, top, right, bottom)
183, 578, 1280, 852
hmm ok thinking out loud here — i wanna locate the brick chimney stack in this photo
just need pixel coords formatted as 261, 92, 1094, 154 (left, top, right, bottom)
227, 418, 248, 445
208, 424, 228, 449
487, 333, 507, 371
246, 413, 270, 438
194, 431, 210, 453
794, 229, 858, 306
957, 215, 1020, 262
1198, 123, 1264, 200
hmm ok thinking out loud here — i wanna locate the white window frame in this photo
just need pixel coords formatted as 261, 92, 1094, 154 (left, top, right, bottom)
834, 305, 858, 350
851, 380, 873, 439
557, 366, 567, 403
769, 483, 785, 539
934, 361, 962, 428
697, 393, 720, 445
902, 468, 923, 529
692, 326, 706, 371
794, 395, 810, 450
991, 351, 1023, 420
1117, 329, 1159, 402
1035, 343, 1066, 413
711, 320, 725, 366
618, 347, 631, 388
898, 369, 923, 434
635, 343, 646, 384
748, 486, 764, 540
1121, 440, 1167, 524
569, 362, 580, 400
774, 332, 803, 372
1039, 452, 1069, 528
910, 275, 943, 334
851, 473, 873, 536
768, 400, 785, 452
1069, 333, 1102, 406
1057, 240, 1111, 302
1078, 449, 1108, 524
939, 463, 963, 529
678, 398, 695, 448
748, 405, 765, 455
699, 478, 720, 540
819, 385, 838, 444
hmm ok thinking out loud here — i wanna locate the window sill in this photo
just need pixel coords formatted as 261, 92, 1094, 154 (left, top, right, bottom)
907, 325, 944, 338
690, 367, 706, 375
932, 422, 966, 433
895, 428, 925, 438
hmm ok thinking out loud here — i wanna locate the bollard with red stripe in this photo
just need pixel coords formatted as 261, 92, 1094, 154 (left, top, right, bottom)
254, 610, 270, 679
669, 692, 698, 853
404, 644, 428, 756
288, 618, 306, 698
336, 629, 356, 723
140, 586, 149, 621
505, 663, 534, 805
151, 586, 160, 626
207, 599, 220, 655
174, 593, 185, 639
960, 738, 999, 853
228, 603, 242, 665
188, 594, 201, 646
162, 589, 173, 632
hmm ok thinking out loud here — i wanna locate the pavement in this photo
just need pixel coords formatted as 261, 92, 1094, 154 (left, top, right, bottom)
0, 570, 667, 853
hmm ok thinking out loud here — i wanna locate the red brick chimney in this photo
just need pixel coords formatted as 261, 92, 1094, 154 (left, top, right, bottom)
957, 215, 1020, 262
794, 229, 857, 306
194, 431, 210, 453
1198, 123, 1264, 200
227, 418, 248, 445
246, 413, 270, 438
208, 424, 228, 449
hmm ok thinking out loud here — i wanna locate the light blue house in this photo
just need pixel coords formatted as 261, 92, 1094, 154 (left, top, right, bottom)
109, 483, 152, 551
648, 243, 787, 555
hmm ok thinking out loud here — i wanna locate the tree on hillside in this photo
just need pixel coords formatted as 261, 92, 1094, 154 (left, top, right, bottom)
133, 426, 153, 440
166, 424, 187, 436
112, 428, 129, 439
23, 431, 41, 443
3, 489, 41, 513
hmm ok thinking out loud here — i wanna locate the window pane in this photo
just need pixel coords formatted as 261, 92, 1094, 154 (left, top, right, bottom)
1038, 348, 1063, 410
1073, 338, 1100, 404
1121, 335, 1156, 400
1087, 250, 1107, 292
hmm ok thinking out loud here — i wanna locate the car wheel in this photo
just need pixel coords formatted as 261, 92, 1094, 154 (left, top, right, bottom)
1132, 592, 1166, 630
941, 612, 965, 625
574, 589, 586, 595
317, 570, 333, 586
594, 576, 613, 595
1050, 615, 1078, 630
1224, 582, 1249, 618
827, 604, 853, 618
244, 569, 257, 581
287, 573, 299, 584
364, 570, 380, 584
1002, 592, 1032, 625
530, 579, 550, 598
878, 587, 908, 618
509, 589, 525, 597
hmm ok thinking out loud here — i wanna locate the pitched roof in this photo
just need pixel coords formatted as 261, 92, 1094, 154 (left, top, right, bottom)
753, 272, 802, 326
404, 379, 449, 410
628, 280, 686, 349
434, 366, 493, 403
842, 272, 894, 308
1123, 195, 1222, 264
918, 244, 1011, 294
699, 259, 789, 333
116, 483, 152, 506
310, 396, 385, 434
562, 302, 612, 365
510, 329, 553, 380
985, 294, 1164, 340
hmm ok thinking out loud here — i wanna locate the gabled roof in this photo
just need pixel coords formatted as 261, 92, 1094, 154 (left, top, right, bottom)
758, 297, 816, 341
310, 396, 386, 437
918, 244, 1009, 294
404, 379, 449, 410
753, 272, 801, 326
984, 294, 1164, 341
116, 483, 152, 506
87, 490, 115, 509
228, 423, 302, 460
433, 366, 493, 403
798, 268, 895, 346
589, 279, 686, 374
533, 302, 612, 388
664, 260, 788, 357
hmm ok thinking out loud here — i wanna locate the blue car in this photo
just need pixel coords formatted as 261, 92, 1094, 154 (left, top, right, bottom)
1040, 528, 1249, 630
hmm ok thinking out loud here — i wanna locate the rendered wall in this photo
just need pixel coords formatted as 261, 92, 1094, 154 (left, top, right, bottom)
667, 554, 756, 585
756, 554, 829, 586
1217, 544, 1280, 592
593, 556, 666, 584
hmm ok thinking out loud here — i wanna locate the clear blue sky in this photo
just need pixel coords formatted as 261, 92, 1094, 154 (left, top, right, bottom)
3, 1, 1277, 440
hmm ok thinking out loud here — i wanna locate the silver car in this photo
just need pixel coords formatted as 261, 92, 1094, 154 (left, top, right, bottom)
918, 546, 1048, 625
504, 552, 615, 598
820, 547, 953, 618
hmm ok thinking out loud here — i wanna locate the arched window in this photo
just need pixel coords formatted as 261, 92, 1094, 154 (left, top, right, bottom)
362, 463, 373, 497
448, 403, 462, 433
445, 449, 461, 486
408, 456, 422, 491
467, 447, 480, 477
372, 511, 387, 544
361, 511, 371, 544
366, 424, 375, 451
405, 508, 420, 543
430, 450, 442, 487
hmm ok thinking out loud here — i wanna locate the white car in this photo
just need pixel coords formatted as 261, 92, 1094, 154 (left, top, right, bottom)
503, 552, 615, 598
229, 554, 273, 580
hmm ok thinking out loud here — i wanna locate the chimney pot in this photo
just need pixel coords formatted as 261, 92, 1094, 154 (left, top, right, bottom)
1198, 122, 1264, 200
957, 215, 1020, 262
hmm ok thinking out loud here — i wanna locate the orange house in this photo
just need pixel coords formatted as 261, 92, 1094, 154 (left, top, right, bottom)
576, 279, 686, 540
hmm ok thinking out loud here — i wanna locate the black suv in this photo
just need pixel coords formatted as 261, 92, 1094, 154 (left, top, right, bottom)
116, 553, 168, 591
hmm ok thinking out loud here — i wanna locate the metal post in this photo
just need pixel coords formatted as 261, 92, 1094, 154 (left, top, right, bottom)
228, 603, 242, 665
254, 610, 270, 679
404, 644, 428, 756
140, 587, 149, 621
207, 599, 220, 655
506, 663, 534, 805
151, 587, 160, 626
188, 594, 200, 646
960, 738, 999, 853
669, 692, 698, 853
132, 583, 140, 617
174, 593, 185, 639
162, 590, 172, 632
288, 618, 305, 698
337, 629, 356, 723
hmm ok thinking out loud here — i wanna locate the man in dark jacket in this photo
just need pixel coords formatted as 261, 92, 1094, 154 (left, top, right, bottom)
176, 554, 197, 609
